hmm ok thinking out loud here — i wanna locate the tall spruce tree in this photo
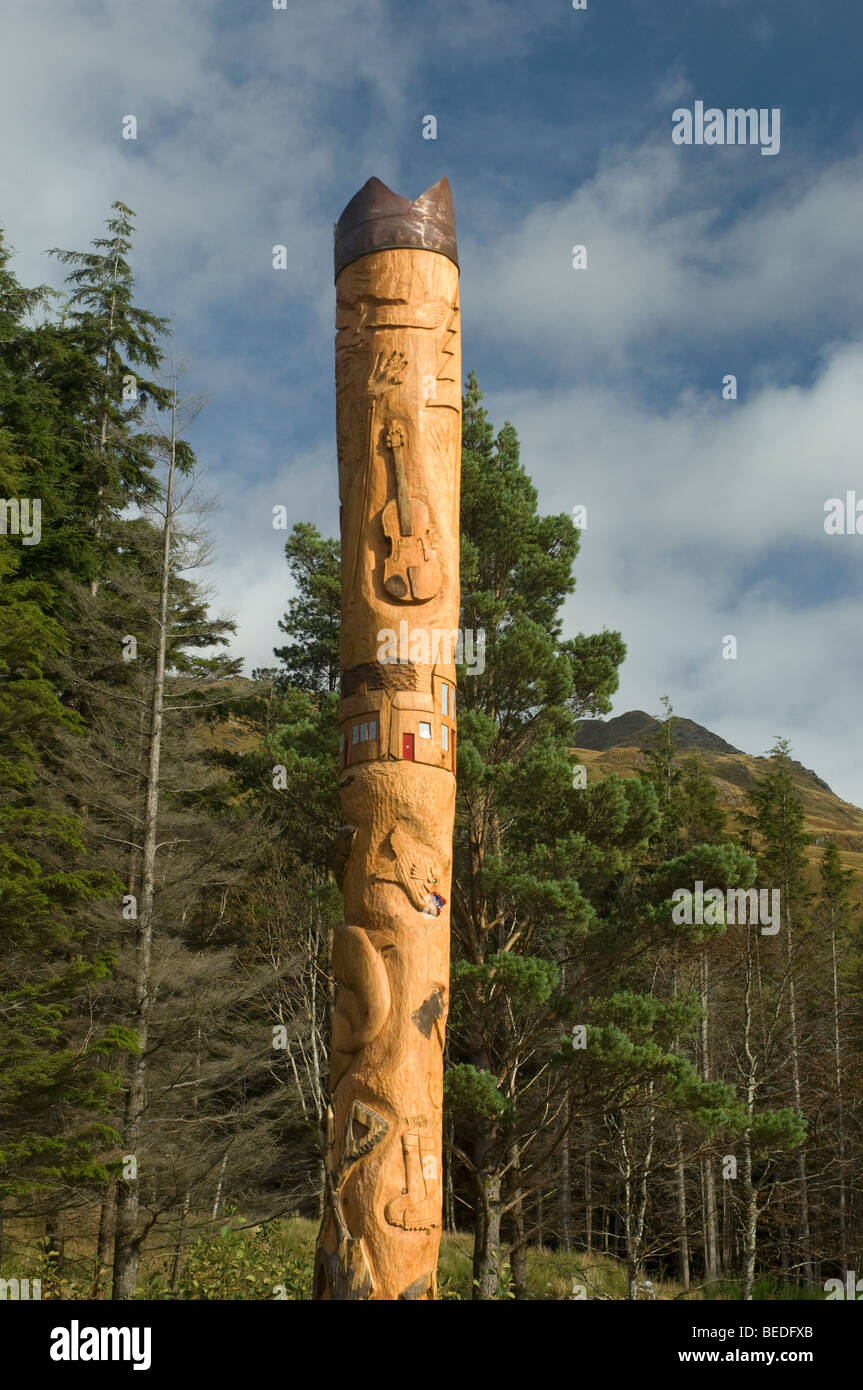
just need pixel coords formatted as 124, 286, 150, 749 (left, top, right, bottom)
0, 235, 128, 1223
273, 523, 341, 695
743, 739, 814, 1286
45, 201, 169, 595
817, 838, 856, 1276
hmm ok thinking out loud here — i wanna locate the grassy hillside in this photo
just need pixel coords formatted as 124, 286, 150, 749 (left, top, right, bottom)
574, 737, 863, 887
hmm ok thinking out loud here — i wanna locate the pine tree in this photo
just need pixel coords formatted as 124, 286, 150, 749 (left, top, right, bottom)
447, 373, 626, 1297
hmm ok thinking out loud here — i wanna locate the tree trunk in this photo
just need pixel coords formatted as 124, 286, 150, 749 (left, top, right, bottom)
559, 1089, 572, 1253
584, 1139, 593, 1254
740, 933, 758, 1302
777, 1195, 790, 1283
740, 1122, 757, 1301
782, 906, 813, 1285
112, 374, 178, 1300
675, 1124, 690, 1290
473, 1169, 503, 1299
626, 1254, 640, 1302
43, 1212, 66, 1280
621, 1097, 654, 1301
92, 1179, 116, 1297
90, 214, 125, 597
830, 923, 848, 1272
444, 1109, 456, 1233
507, 1142, 528, 1299
702, 1158, 719, 1283
211, 1151, 228, 1221
509, 1215, 527, 1299
670, 962, 689, 1290
700, 951, 719, 1282
169, 1191, 191, 1291
314, 182, 461, 1302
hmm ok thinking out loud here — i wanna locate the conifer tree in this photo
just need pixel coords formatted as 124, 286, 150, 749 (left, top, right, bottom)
817, 838, 856, 1274
273, 522, 341, 695
447, 374, 626, 1296
46, 202, 169, 594
0, 237, 127, 1219
743, 739, 814, 1286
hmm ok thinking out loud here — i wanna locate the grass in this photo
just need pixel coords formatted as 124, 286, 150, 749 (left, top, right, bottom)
1, 1213, 826, 1299
438, 1233, 697, 1300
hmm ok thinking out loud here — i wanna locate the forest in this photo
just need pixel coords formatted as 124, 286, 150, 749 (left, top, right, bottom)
1, 203, 860, 1302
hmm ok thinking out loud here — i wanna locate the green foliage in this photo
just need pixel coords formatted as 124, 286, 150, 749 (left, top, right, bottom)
454, 953, 559, 1007
679, 753, 727, 847
444, 1064, 510, 1120
640, 696, 684, 853
0, 235, 131, 1204
217, 679, 341, 876
748, 1108, 807, 1155
639, 699, 729, 858
7, 203, 172, 595
273, 523, 341, 693
742, 738, 810, 903
818, 836, 857, 947
142, 1222, 313, 1300
651, 842, 758, 942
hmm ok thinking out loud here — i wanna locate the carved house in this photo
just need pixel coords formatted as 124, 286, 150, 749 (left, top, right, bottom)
340, 667, 455, 773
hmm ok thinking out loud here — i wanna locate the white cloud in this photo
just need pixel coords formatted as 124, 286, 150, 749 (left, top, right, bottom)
485, 343, 863, 802
463, 144, 863, 372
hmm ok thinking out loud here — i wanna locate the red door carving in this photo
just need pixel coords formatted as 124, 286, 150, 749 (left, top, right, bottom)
402, 733, 414, 761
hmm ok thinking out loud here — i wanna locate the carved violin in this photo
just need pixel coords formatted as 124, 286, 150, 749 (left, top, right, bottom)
381, 421, 441, 602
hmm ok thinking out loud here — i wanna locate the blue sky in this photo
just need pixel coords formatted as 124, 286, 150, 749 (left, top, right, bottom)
2, 0, 863, 802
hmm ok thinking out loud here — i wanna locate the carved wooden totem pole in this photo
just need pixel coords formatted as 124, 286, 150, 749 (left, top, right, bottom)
314, 178, 461, 1301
